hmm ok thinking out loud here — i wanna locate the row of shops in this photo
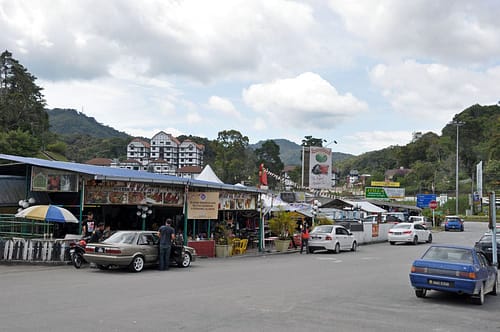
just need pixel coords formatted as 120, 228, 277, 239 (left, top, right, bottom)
0, 154, 264, 257
0, 153, 422, 260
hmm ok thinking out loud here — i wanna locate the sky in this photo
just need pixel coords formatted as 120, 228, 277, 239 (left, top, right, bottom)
1, 0, 499, 155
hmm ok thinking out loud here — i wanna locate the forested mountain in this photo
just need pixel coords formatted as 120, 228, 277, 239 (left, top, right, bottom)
47, 108, 130, 139
250, 139, 353, 166
334, 104, 500, 194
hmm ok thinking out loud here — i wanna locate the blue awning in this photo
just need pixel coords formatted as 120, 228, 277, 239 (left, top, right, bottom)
0, 154, 261, 193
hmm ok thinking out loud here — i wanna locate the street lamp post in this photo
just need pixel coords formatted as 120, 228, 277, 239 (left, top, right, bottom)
451, 120, 465, 215
136, 205, 152, 230
311, 199, 321, 226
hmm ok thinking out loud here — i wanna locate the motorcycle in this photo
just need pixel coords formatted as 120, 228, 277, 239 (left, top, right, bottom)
69, 238, 88, 268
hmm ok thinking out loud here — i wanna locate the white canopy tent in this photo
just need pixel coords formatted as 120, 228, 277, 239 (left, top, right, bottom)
195, 165, 224, 184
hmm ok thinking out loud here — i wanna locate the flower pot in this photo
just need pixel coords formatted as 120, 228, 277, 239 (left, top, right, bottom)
215, 244, 231, 257
274, 239, 291, 252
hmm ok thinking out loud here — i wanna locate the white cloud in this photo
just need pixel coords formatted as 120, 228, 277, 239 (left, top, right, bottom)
207, 96, 241, 118
243, 72, 368, 130
328, 0, 500, 65
369, 60, 500, 123
344, 131, 413, 153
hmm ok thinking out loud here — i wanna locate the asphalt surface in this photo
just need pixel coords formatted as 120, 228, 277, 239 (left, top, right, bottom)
0, 221, 499, 332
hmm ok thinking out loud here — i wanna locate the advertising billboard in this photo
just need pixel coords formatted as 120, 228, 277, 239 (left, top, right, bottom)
308, 147, 332, 189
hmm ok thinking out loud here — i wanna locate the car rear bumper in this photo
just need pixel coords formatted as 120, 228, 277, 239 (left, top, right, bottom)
409, 273, 479, 295
308, 240, 333, 251
83, 254, 133, 266
388, 235, 414, 243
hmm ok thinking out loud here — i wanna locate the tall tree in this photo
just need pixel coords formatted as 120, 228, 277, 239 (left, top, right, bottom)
255, 140, 284, 189
0, 50, 48, 138
301, 135, 325, 147
213, 130, 250, 184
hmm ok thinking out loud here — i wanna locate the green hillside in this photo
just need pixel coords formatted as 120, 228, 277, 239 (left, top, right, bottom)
250, 138, 353, 166
47, 108, 130, 139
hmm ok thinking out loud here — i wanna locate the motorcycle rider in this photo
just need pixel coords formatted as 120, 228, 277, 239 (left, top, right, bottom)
89, 222, 105, 243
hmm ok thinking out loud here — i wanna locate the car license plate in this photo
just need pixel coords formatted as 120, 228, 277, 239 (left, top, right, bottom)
429, 280, 451, 287
394, 232, 402, 235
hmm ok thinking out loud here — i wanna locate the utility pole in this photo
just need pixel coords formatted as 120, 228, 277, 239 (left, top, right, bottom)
451, 120, 465, 215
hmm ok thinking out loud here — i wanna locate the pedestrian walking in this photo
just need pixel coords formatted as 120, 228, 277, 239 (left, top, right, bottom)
300, 224, 310, 254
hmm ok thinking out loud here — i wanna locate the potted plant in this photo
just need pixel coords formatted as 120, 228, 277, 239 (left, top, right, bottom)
268, 210, 296, 252
214, 222, 233, 257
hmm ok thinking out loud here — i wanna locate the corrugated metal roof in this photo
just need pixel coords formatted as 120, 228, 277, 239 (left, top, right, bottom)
0, 176, 25, 206
0, 154, 261, 193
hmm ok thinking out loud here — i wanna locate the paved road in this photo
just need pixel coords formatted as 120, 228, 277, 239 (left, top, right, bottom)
0, 222, 499, 332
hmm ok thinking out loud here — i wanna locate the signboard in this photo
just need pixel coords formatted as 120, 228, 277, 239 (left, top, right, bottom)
365, 187, 405, 199
31, 166, 79, 192
187, 192, 219, 219
219, 191, 256, 210
85, 180, 184, 206
429, 200, 438, 210
371, 181, 400, 187
416, 194, 437, 208
308, 147, 332, 189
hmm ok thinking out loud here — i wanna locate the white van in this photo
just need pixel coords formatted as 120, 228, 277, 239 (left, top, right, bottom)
408, 216, 427, 225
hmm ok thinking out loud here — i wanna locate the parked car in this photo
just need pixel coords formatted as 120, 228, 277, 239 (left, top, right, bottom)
308, 225, 357, 254
444, 216, 464, 231
409, 245, 497, 305
474, 233, 500, 266
84, 230, 196, 272
408, 216, 427, 225
388, 223, 432, 245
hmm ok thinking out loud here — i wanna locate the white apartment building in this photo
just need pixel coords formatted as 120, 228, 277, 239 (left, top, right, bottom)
122, 131, 204, 175
127, 138, 150, 167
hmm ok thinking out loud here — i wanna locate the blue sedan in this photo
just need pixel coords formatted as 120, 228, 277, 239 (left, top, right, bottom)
409, 245, 497, 305
444, 216, 464, 231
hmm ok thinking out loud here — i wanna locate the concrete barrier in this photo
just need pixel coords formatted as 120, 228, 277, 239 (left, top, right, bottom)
0, 238, 74, 264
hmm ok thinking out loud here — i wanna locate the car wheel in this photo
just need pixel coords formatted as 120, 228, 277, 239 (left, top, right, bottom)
389, 241, 395, 245
334, 243, 340, 254
308, 247, 314, 254
426, 234, 433, 243
73, 255, 83, 269
471, 284, 485, 305
461, 227, 464, 232
413, 236, 418, 245
129, 255, 145, 273
351, 241, 357, 252
415, 288, 427, 298
178, 252, 191, 268
491, 277, 497, 296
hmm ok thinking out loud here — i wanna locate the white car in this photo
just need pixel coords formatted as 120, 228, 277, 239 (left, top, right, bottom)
308, 225, 357, 254
388, 223, 432, 245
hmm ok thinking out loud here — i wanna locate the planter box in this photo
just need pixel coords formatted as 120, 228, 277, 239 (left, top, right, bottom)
274, 239, 291, 252
215, 244, 233, 257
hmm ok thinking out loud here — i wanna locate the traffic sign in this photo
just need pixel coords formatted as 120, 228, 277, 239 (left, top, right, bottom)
429, 200, 438, 210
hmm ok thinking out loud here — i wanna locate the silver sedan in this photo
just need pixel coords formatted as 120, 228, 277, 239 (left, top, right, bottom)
83, 230, 196, 272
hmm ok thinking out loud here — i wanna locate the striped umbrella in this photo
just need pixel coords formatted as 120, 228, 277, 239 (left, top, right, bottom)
15, 205, 79, 223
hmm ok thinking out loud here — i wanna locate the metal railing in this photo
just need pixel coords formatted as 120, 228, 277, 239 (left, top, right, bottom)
0, 214, 53, 238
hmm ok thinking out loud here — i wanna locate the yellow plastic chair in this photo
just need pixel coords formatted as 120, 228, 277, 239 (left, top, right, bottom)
231, 238, 241, 255
233, 239, 248, 255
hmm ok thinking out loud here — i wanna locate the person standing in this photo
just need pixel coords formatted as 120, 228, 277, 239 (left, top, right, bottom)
300, 224, 310, 254
82, 212, 96, 237
157, 218, 175, 271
